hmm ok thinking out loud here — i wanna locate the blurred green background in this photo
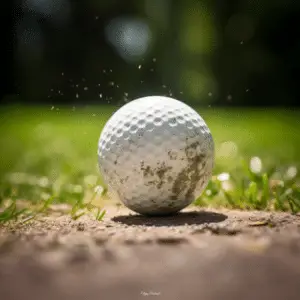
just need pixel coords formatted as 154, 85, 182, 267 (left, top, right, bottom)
1, 106, 300, 213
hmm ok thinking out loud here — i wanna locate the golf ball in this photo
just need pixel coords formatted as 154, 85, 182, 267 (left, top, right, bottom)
98, 96, 214, 215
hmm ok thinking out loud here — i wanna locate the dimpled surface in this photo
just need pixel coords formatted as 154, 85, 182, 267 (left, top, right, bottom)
98, 96, 214, 216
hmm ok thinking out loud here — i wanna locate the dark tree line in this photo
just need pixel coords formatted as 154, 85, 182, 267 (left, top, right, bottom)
2, 0, 300, 106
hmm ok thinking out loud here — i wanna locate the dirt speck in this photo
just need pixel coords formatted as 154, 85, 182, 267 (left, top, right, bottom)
77, 223, 85, 231
140, 164, 154, 177
168, 150, 178, 160
156, 236, 188, 245
140, 161, 172, 189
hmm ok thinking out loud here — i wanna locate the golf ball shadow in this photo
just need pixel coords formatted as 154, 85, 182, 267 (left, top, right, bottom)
112, 210, 227, 227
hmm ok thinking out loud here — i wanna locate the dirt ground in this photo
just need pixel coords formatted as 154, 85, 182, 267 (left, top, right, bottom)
1, 206, 300, 300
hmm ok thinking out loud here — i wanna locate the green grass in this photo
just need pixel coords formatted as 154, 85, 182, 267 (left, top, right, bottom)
0, 105, 300, 222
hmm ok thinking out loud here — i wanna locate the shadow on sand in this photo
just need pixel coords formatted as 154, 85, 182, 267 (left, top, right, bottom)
112, 210, 227, 227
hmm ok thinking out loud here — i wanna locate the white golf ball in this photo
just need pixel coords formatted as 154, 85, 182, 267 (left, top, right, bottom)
98, 96, 214, 216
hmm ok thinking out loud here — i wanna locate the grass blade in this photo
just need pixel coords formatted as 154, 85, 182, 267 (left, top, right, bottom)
260, 173, 270, 208
95, 208, 106, 221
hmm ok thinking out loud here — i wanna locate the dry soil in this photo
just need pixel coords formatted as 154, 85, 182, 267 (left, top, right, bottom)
1, 206, 300, 300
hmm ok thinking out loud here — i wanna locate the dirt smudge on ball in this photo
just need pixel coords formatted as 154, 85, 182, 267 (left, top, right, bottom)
171, 141, 206, 201
140, 161, 172, 189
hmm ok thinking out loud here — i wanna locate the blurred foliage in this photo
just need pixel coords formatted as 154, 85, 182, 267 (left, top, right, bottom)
4, 0, 300, 106
1, 106, 300, 222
